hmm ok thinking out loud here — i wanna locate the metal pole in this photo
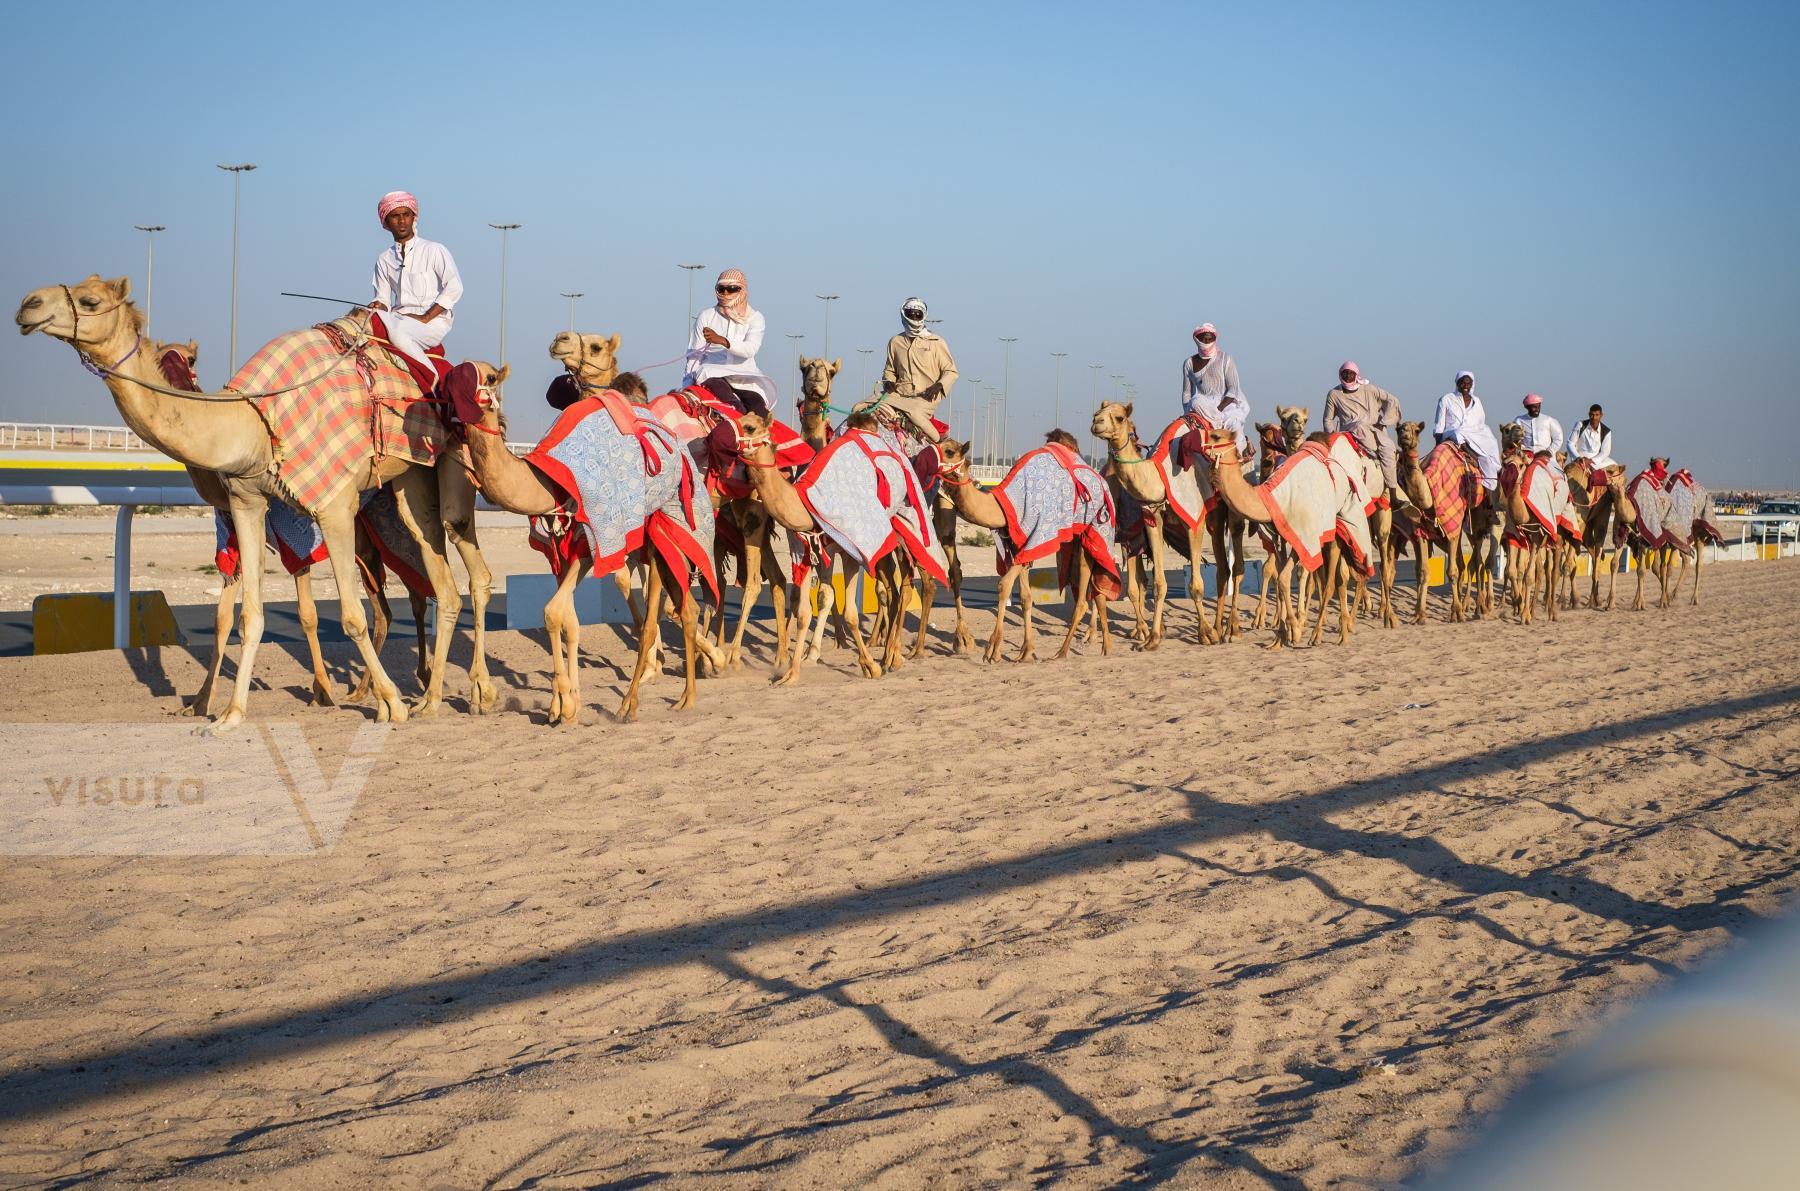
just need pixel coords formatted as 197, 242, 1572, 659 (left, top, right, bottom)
560, 291, 583, 332
816, 294, 839, 359
1089, 363, 1102, 403
134, 225, 164, 332
679, 263, 705, 338
113, 504, 133, 649
966, 378, 980, 447
999, 337, 1017, 464
216, 164, 255, 372
489, 223, 521, 370
1050, 351, 1067, 430
857, 347, 874, 399
786, 333, 805, 366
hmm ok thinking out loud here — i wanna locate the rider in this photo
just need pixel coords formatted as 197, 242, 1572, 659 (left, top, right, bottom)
877, 296, 958, 442
684, 268, 777, 415
1511, 393, 1565, 461
368, 191, 462, 375
1323, 360, 1405, 503
1567, 403, 1619, 476
1433, 370, 1501, 495
1181, 323, 1249, 453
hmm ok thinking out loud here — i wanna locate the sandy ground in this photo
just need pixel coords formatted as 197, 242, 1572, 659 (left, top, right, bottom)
0, 557, 1795, 1188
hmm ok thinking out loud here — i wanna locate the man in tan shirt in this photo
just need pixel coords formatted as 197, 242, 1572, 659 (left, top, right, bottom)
1323, 360, 1406, 502
879, 296, 958, 441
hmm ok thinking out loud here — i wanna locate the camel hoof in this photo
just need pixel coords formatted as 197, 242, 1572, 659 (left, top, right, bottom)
201, 709, 246, 735
471, 680, 499, 715
770, 670, 798, 687
310, 681, 337, 708
672, 692, 696, 711
410, 695, 442, 718
861, 659, 884, 679
955, 630, 975, 654
178, 700, 205, 719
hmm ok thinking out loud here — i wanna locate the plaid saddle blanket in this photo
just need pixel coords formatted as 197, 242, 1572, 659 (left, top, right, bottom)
211, 487, 431, 596
227, 318, 447, 515
1419, 442, 1480, 543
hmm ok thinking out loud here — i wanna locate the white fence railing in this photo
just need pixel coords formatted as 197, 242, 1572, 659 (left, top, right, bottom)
0, 422, 149, 451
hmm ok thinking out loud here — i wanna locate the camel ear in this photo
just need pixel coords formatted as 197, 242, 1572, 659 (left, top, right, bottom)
1124, 402, 1134, 417
494, 363, 511, 385
607, 333, 621, 355
107, 277, 131, 300
184, 339, 199, 359
797, 355, 811, 369
830, 358, 841, 376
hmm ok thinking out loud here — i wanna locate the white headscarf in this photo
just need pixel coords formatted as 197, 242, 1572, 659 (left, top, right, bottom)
714, 268, 752, 325
1455, 370, 1476, 396
901, 297, 933, 339
1193, 323, 1219, 361
1339, 360, 1366, 393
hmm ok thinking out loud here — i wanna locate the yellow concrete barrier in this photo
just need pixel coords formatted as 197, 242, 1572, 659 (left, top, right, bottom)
33, 591, 182, 654
818, 571, 921, 615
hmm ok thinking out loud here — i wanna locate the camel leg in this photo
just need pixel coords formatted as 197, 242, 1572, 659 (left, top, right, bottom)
1631, 546, 1647, 610
1226, 518, 1247, 640
1142, 528, 1169, 650
387, 470, 459, 717
1691, 546, 1702, 606
1308, 546, 1338, 647
617, 561, 665, 723
911, 566, 936, 660
722, 511, 767, 672
1055, 556, 1090, 661
1336, 556, 1355, 644
287, 570, 338, 708
773, 571, 816, 687
1544, 544, 1561, 622
878, 557, 907, 674
839, 562, 883, 678
1411, 539, 1429, 624
445, 513, 497, 714
670, 566, 703, 712
184, 570, 240, 718
544, 558, 588, 726
208, 492, 274, 732
310, 496, 406, 727
1014, 562, 1038, 663
766, 546, 790, 669
985, 564, 1022, 664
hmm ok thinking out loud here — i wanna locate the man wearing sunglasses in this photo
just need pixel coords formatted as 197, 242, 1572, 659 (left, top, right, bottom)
684, 268, 775, 413
1181, 323, 1249, 453
877, 297, 958, 441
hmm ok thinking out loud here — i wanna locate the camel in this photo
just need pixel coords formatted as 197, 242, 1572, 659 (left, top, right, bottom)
16, 275, 498, 730
1396, 420, 1499, 624
796, 355, 839, 452
731, 411, 920, 684
1495, 424, 1578, 625
1200, 429, 1373, 648
1089, 401, 1208, 649
1661, 469, 1725, 606
1560, 458, 1637, 610
454, 364, 717, 723
1248, 407, 1309, 632
937, 435, 1116, 663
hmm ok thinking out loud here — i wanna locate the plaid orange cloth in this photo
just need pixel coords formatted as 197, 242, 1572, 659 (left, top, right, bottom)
227, 319, 446, 515
1419, 442, 1478, 543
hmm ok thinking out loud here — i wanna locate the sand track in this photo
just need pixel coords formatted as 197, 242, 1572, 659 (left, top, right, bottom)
1, 559, 1796, 1188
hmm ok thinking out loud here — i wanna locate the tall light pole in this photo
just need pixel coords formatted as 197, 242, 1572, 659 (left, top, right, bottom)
999, 336, 1017, 464
965, 378, 981, 445
1110, 373, 1124, 400
216, 163, 256, 371
785, 332, 805, 366
678, 263, 705, 338
1050, 351, 1068, 429
1089, 362, 1103, 403
133, 224, 164, 332
857, 347, 874, 398
488, 223, 521, 372
559, 291, 583, 332
815, 293, 839, 358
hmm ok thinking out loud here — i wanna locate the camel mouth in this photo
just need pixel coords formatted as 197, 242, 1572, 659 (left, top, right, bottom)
17, 317, 52, 336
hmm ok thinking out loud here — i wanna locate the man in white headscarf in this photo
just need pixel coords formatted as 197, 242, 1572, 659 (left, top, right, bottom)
1433, 370, 1501, 492
877, 297, 958, 441
1180, 323, 1249, 452
1323, 360, 1404, 500
368, 190, 462, 371
684, 268, 777, 413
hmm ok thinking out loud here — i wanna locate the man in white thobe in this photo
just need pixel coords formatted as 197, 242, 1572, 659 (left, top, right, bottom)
1511, 393, 1565, 462
1433, 371, 1501, 491
368, 190, 461, 374
1567, 404, 1617, 471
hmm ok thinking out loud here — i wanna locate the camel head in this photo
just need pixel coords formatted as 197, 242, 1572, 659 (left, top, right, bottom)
1397, 420, 1425, 456
797, 355, 840, 402
155, 338, 201, 391
1275, 405, 1308, 451
548, 331, 620, 387
937, 438, 971, 470
1089, 401, 1133, 444
1255, 422, 1284, 455
1199, 427, 1243, 468
1499, 421, 1525, 457
16, 275, 141, 347
464, 361, 510, 432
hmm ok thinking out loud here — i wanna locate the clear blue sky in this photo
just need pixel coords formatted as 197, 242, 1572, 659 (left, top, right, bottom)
3, 0, 1793, 486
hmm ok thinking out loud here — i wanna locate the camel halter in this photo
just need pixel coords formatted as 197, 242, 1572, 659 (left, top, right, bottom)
936, 454, 975, 487
463, 381, 507, 435
732, 430, 783, 468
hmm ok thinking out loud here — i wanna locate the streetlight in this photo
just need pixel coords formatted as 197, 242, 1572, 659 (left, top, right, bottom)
559, 291, 584, 332
215, 163, 256, 371
1089, 363, 1103, 402
1050, 351, 1068, 429
965, 378, 981, 445
133, 225, 165, 331
678, 263, 705, 337
816, 293, 839, 358
786, 332, 805, 366
488, 223, 521, 374
999, 336, 1017, 464
857, 347, 874, 398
